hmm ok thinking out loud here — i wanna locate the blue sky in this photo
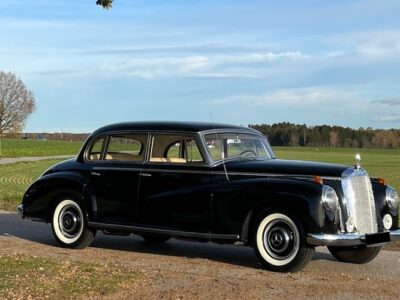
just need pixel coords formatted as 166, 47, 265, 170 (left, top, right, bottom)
1, 0, 400, 132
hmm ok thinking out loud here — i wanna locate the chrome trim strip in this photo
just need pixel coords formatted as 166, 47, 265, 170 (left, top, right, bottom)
93, 167, 142, 172
226, 172, 340, 181
17, 204, 24, 215
307, 230, 400, 246
92, 166, 340, 181
88, 222, 240, 240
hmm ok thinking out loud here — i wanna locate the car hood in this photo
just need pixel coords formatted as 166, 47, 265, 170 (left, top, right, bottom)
224, 159, 350, 178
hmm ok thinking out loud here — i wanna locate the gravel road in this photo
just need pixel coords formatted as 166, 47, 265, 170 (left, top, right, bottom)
1, 212, 400, 299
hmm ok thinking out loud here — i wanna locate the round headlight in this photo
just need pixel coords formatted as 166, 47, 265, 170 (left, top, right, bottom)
382, 214, 393, 230
386, 186, 399, 211
321, 185, 339, 213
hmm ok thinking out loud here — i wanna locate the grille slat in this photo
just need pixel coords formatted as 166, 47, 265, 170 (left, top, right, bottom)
341, 168, 378, 234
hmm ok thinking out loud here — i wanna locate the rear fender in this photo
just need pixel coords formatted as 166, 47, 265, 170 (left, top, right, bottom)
22, 171, 96, 223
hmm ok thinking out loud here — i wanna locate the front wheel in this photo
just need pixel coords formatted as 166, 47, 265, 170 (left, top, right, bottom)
253, 211, 314, 272
328, 246, 381, 264
52, 198, 96, 249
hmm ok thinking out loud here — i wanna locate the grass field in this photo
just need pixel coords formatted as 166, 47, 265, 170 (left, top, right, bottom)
0, 138, 82, 158
274, 147, 400, 190
0, 146, 399, 212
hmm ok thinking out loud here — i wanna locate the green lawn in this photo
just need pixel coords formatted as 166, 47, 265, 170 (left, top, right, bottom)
0, 146, 399, 212
274, 147, 400, 191
0, 138, 82, 158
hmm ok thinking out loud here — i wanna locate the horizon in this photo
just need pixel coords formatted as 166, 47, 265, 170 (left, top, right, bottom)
1, 0, 400, 132
19, 121, 400, 135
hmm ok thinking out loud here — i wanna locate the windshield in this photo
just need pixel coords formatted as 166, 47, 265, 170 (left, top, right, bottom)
204, 132, 275, 162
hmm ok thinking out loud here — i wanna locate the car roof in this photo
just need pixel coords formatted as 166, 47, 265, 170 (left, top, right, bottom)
91, 121, 259, 136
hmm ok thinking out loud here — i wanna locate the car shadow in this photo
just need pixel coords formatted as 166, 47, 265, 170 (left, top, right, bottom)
92, 233, 261, 268
2, 213, 335, 269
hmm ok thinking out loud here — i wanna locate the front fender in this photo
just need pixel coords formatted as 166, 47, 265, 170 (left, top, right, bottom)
211, 178, 326, 239
372, 182, 399, 230
22, 171, 95, 222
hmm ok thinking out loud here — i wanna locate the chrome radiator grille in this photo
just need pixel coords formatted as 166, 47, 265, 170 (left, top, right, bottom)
341, 168, 378, 234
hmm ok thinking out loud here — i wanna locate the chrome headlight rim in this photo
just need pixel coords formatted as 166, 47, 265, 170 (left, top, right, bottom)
321, 185, 339, 213
386, 186, 399, 212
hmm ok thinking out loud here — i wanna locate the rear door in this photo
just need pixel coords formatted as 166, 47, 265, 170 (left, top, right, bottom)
87, 133, 147, 224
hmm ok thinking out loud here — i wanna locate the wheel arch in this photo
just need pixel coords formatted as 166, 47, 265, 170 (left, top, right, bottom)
240, 196, 319, 245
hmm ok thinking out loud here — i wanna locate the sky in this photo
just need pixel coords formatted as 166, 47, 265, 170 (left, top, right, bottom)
1, 0, 400, 132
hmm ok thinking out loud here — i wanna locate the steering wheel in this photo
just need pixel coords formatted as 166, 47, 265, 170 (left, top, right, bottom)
237, 149, 257, 157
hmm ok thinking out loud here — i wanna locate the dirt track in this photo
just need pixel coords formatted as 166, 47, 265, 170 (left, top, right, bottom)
0, 155, 73, 165
1, 213, 400, 299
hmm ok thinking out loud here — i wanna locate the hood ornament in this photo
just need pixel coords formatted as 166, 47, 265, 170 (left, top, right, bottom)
354, 153, 361, 169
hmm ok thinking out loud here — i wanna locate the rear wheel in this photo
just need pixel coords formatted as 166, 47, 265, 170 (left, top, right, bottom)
51, 198, 95, 249
253, 211, 314, 272
328, 246, 381, 264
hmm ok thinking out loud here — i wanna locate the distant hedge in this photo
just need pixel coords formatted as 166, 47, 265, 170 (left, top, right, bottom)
250, 122, 400, 148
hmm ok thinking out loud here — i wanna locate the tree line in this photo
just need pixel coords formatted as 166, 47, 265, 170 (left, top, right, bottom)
249, 122, 400, 149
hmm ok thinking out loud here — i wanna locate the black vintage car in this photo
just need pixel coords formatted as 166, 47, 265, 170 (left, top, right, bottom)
19, 122, 400, 272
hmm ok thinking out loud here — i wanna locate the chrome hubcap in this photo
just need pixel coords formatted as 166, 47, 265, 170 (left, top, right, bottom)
59, 205, 82, 238
264, 220, 296, 260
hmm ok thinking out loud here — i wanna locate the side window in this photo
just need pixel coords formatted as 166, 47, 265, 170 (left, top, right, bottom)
204, 135, 223, 161
166, 141, 181, 159
150, 134, 204, 164
186, 139, 203, 162
88, 138, 105, 161
105, 134, 147, 162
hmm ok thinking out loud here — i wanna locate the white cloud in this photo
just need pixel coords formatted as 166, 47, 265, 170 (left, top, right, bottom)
99, 56, 209, 78
327, 30, 400, 60
98, 51, 308, 79
216, 51, 308, 65
214, 87, 361, 106
372, 97, 400, 106
192, 73, 262, 79
374, 115, 400, 122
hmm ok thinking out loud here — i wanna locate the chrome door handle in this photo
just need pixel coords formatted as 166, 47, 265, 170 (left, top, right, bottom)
91, 172, 101, 176
140, 173, 152, 177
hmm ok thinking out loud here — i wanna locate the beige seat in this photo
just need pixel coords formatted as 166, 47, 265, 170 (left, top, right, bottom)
89, 154, 101, 160
150, 157, 186, 163
90, 153, 114, 160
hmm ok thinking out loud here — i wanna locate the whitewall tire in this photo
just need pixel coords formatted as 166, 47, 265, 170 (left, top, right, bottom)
51, 198, 95, 249
253, 211, 314, 272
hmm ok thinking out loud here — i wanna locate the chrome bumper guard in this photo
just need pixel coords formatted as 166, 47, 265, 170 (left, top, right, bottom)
17, 204, 24, 216
307, 229, 400, 247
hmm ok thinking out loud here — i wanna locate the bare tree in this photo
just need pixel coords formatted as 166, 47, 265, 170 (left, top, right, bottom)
0, 71, 36, 155
329, 131, 338, 147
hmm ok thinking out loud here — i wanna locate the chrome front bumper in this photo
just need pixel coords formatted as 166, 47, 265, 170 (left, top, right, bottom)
307, 230, 400, 247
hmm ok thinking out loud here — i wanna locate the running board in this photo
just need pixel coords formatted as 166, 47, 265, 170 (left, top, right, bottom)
88, 222, 240, 241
